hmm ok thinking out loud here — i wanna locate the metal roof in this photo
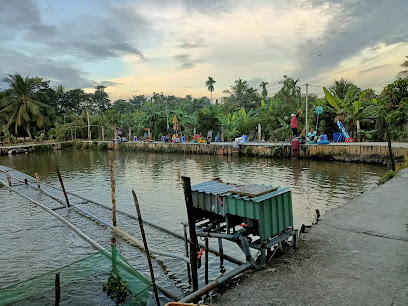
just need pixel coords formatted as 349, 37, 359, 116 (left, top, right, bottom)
191, 181, 239, 195
192, 180, 291, 202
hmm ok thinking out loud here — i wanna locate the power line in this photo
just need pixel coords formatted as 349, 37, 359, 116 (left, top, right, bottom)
302, 80, 394, 89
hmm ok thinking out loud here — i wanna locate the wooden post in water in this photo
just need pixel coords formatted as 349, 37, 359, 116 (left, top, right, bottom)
109, 160, 117, 227
86, 109, 91, 141
183, 223, 192, 284
181, 176, 199, 294
55, 272, 60, 306
34, 172, 40, 191
6, 172, 11, 187
56, 166, 70, 208
132, 190, 160, 306
205, 238, 209, 286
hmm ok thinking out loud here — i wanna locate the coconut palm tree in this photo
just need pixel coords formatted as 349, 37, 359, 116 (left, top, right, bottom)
1, 74, 49, 140
329, 78, 360, 100
398, 56, 408, 78
205, 77, 216, 102
259, 81, 268, 98
55, 84, 70, 113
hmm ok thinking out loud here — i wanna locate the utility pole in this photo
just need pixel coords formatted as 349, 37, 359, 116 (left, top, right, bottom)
166, 99, 169, 130
305, 84, 309, 135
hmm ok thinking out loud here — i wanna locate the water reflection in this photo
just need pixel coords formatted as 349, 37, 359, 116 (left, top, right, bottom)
1, 149, 384, 229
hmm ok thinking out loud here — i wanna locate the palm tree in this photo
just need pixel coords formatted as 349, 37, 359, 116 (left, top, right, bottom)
205, 77, 216, 102
259, 81, 268, 98
55, 84, 70, 113
329, 78, 360, 100
398, 56, 408, 78
1, 74, 49, 140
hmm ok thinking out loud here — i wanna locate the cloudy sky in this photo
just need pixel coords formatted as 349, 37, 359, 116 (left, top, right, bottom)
1, 0, 407, 101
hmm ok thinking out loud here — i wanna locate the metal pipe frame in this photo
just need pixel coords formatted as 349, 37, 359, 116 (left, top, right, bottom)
179, 261, 254, 303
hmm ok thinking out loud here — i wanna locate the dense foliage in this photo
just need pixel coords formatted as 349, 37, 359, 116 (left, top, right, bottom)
0, 73, 407, 143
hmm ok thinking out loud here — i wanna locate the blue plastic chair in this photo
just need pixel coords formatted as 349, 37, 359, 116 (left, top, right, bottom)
161, 136, 166, 142
242, 135, 249, 143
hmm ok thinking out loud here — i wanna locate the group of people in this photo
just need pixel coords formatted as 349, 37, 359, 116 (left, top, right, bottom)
290, 110, 320, 144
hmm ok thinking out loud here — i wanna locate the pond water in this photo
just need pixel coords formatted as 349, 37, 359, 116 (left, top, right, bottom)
0, 149, 385, 303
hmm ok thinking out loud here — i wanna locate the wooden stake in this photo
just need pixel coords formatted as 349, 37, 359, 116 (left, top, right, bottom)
34, 172, 40, 191
181, 176, 199, 293
205, 238, 209, 286
183, 223, 192, 284
132, 190, 160, 306
6, 172, 11, 187
109, 160, 117, 227
86, 109, 91, 141
55, 272, 60, 306
56, 166, 70, 208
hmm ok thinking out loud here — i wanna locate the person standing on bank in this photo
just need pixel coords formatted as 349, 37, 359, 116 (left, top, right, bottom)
291, 109, 301, 137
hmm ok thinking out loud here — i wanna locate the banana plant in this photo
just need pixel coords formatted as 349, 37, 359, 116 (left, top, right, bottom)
217, 112, 240, 140
322, 86, 378, 139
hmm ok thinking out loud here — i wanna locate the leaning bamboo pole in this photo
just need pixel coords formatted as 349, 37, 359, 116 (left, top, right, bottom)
0, 167, 245, 265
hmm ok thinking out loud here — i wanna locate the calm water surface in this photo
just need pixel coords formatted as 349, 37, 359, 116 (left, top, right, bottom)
0, 149, 385, 303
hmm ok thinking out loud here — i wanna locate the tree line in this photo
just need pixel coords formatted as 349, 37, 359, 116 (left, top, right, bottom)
1, 67, 407, 148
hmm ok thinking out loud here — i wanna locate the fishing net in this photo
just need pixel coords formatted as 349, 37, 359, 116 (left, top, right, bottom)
0, 246, 152, 305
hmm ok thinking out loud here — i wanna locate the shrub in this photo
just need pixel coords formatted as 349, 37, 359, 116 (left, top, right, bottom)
73, 139, 81, 149
381, 170, 396, 183
34, 144, 49, 152
81, 142, 90, 149
98, 142, 108, 150
61, 142, 73, 149
92, 140, 99, 149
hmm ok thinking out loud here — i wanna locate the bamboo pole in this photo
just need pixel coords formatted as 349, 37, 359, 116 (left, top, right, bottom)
109, 160, 117, 227
181, 176, 199, 294
56, 166, 70, 208
132, 190, 160, 306
34, 172, 40, 191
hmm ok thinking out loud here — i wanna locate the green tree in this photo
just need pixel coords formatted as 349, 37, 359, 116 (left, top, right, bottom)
0, 74, 50, 139
92, 85, 111, 112
259, 81, 268, 98
65, 89, 91, 112
205, 77, 216, 103
276, 76, 301, 108
379, 78, 408, 170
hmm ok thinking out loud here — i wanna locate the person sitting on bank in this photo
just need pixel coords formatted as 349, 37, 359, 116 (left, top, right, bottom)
307, 128, 319, 143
